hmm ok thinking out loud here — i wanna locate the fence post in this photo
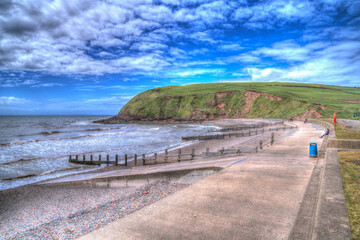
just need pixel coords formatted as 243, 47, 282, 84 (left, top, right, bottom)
260, 140, 263, 150
165, 149, 168, 163
125, 154, 128, 166
206, 148, 209, 156
191, 149, 195, 160
142, 154, 145, 165
271, 132, 274, 145
115, 154, 118, 166
178, 149, 181, 162
134, 154, 137, 166
106, 154, 109, 166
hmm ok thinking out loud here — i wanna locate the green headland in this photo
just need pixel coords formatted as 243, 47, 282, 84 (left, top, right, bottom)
100, 82, 360, 123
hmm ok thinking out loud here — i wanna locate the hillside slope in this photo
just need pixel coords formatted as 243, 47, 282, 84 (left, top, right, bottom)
100, 82, 360, 123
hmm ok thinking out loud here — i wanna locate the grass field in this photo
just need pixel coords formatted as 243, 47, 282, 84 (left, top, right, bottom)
123, 82, 359, 119
339, 151, 360, 240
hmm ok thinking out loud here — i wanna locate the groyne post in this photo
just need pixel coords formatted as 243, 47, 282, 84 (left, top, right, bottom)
191, 149, 195, 160
90, 155, 93, 164
271, 132, 274, 145
76, 155, 78, 162
206, 148, 209, 156
178, 149, 181, 162
260, 140, 263, 150
165, 149, 168, 163
82, 155, 85, 163
142, 154, 145, 165
154, 153, 157, 163
125, 154, 128, 166
106, 155, 109, 166
134, 154, 137, 166
115, 154, 118, 166
69, 155, 71, 162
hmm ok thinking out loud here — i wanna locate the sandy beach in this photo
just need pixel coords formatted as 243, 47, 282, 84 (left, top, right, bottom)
0, 119, 292, 239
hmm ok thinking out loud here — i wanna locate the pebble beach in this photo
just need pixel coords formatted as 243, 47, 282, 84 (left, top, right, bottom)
1, 181, 188, 239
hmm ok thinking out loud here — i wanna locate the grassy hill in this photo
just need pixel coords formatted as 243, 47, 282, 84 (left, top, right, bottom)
103, 82, 360, 123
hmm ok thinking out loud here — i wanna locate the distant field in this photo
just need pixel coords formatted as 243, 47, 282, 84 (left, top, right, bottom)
155, 82, 359, 119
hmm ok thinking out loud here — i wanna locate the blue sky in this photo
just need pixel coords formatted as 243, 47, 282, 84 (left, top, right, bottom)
0, 0, 359, 115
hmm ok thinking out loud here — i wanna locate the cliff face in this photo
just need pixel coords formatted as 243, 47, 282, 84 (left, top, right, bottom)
99, 87, 325, 123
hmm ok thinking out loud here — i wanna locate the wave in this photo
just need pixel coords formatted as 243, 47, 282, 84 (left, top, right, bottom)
15, 126, 127, 138
1, 129, 129, 147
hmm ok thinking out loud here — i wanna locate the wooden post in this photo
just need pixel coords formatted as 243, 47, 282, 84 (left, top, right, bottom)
125, 154, 128, 166
115, 154, 118, 166
263, 128, 264, 133
134, 154, 137, 166
106, 154, 109, 166
260, 140, 263, 150
220, 147, 224, 156
83, 155, 85, 163
191, 149, 195, 160
249, 130, 251, 136
98, 155, 101, 165
271, 132, 274, 145
154, 153, 157, 164
178, 149, 181, 162
76, 155, 78, 162
142, 154, 145, 165
256, 129, 257, 135
165, 149, 168, 163
69, 156, 71, 162
256, 146, 258, 153
206, 148, 209, 156
90, 155, 93, 164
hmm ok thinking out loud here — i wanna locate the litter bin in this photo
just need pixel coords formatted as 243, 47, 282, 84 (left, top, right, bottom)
309, 142, 317, 158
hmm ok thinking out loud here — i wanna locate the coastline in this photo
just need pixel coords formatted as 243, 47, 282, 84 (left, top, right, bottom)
1, 118, 288, 239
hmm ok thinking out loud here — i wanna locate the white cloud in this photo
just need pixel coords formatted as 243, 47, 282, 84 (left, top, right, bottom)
0, 96, 30, 104
254, 41, 310, 61
218, 44, 243, 51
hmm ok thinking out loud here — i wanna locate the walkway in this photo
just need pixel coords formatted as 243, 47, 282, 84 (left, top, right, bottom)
78, 123, 326, 239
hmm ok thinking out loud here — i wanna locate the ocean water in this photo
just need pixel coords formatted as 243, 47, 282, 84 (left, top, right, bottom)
0, 115, 213, 190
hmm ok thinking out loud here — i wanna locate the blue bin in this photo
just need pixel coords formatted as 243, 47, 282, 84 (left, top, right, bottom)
309, 142, 318, 158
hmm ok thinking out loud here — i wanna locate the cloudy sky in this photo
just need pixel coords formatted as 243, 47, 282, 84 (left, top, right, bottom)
0, 0, 359, 115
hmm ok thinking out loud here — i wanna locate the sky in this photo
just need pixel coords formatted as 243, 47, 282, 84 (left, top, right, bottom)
0, 0, 359, 115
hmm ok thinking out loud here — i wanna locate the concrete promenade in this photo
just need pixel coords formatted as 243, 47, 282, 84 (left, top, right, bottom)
78, 122, 349, 240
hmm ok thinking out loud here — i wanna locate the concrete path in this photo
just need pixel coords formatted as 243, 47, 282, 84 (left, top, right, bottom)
79, 122, 323, 240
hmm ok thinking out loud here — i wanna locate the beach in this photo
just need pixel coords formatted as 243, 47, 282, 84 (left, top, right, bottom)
0, 118, 291, 239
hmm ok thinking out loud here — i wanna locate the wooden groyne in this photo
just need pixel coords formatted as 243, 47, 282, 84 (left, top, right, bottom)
182, 124, 295, 141
217, 121, 284, 132
69, 131, 279, 167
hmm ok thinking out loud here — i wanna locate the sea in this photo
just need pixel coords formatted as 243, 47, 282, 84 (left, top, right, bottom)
0, 115, 215, 191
